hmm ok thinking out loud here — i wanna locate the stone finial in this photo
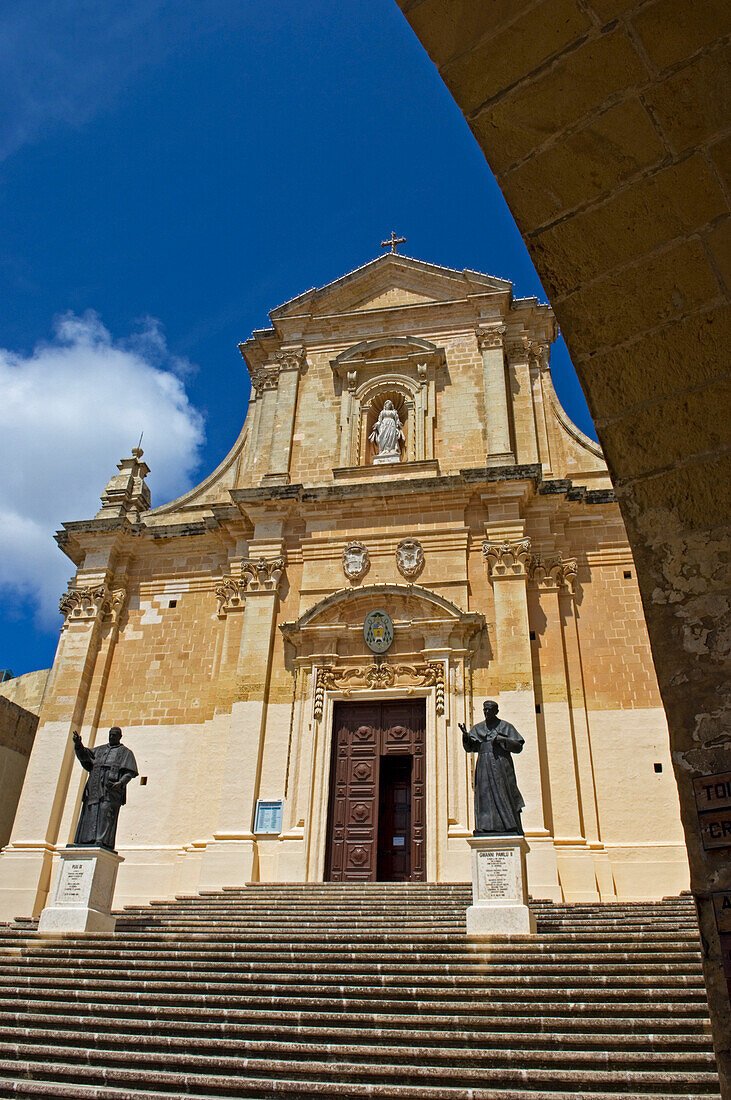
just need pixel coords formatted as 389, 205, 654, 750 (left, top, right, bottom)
95, 448, 151, 522
482, 538, 532, 578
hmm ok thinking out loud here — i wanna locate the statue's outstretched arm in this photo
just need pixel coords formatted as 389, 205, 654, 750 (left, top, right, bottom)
72, 731, 95, 771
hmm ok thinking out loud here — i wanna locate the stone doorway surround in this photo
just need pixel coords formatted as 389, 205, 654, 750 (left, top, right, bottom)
324, 699, 426, 882
279, 583, 484, 884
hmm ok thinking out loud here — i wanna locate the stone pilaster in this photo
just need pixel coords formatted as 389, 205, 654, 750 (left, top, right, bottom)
556, 566, 616, 899
529, 342, 553, 474
200, 521, 287, 889
506, 337, 539, 466
529, 552, 598, 900
0, 567, 127, 920
262, 347, 306, 487
483, 532, 560, 900
476, 326, 514, 465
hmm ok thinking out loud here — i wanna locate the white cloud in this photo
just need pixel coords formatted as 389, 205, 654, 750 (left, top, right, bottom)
0, 311, 205, 627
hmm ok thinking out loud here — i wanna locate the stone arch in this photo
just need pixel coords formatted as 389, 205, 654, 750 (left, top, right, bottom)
396, 1, 730, 1077
281, 582, 483, 655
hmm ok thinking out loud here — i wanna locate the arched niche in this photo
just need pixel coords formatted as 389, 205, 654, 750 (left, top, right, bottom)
331, 337, 444, 469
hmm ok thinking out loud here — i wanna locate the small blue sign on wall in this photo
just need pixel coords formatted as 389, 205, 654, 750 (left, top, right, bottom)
254, 800, 283, 835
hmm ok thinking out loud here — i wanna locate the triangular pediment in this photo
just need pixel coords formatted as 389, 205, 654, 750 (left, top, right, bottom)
269, 254, 512, 321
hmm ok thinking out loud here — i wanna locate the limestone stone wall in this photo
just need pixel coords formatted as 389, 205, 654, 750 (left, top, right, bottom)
0, 695, 40, 848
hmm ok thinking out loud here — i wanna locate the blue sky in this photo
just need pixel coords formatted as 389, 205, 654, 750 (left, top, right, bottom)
1, 1, 596, 678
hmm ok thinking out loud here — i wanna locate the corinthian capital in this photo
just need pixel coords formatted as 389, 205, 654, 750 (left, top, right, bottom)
475, 325, 505, 352
250, 365, 280, 396
216, 555, 287, 614
59, 583, 127, 628
275, 347, 307, 373
505, 335, 530, 361
530, 551, 578, 592
482, 537, 532, 578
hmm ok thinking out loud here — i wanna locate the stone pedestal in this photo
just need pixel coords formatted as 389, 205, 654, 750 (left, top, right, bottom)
38, 847, 123, 936
466, 835, 536, 935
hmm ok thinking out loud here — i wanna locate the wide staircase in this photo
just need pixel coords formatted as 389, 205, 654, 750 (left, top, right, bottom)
0, 884, 721, 1099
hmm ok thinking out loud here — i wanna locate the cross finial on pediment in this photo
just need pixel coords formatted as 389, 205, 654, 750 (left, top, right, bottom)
381, 230, 406, 254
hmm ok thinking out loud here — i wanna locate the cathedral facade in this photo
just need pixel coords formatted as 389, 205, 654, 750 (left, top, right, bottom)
0, 254, 690, 919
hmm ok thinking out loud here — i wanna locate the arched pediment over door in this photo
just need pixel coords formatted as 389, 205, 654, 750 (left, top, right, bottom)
330, 338, 445, 469
280, 582, 484, 667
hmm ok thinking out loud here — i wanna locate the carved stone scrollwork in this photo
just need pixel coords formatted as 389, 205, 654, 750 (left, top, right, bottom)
313, 660, 445, 720
215, 577, 246, 617
242, 556, 286, 592
396, 537, 424, 579
529, 341, 550, 371
59, 583, 127, 628
482, 538, 532, 578
530, 551, 578, 592
342, 541, 370, 582
216, 556, 286, 615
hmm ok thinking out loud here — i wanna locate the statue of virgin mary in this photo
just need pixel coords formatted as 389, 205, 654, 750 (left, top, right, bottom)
369, 400, 404, 463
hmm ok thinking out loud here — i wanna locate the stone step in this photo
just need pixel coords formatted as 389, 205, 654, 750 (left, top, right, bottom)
0, 987, 711, 1017
0, 1076, 719, 1100
0, 946, 703, 965
0, 1036, 716, 1074
0, 1053, 721, 1096
0, 998, 711, 1033
0, 968, 707, 994
0, 960, 705, 981
0, 1012, 713, 1050
0, 891, 718, 1098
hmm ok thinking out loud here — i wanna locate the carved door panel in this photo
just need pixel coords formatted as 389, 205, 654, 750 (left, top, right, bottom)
325, 703, 381, 882
381, 701, 427, 882
325, 699, 426, 882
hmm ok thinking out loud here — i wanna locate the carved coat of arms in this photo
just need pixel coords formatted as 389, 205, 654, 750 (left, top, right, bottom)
396, 537, 424, 579
363, 609, 394, 654
342, 541, 370, 582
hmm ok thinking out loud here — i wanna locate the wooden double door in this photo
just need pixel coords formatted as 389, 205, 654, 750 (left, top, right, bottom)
325, 700, 426, 882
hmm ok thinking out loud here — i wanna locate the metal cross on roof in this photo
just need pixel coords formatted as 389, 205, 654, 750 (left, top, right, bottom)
381, 231, 406, 254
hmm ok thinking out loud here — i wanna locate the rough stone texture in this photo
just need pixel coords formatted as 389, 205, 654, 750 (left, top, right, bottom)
396, 0, 730, 1087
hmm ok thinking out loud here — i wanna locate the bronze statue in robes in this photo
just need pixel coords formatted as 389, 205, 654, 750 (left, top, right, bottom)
72, 727, 138, 851
460, 700, 525, 835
